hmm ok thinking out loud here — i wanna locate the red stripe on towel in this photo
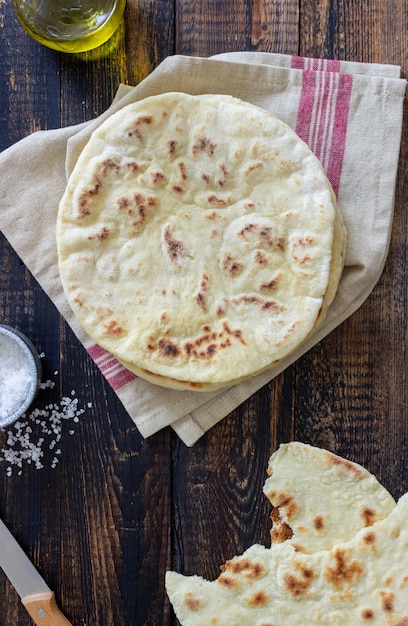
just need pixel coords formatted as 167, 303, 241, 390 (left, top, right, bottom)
291, 56, 352, 195
87, 344, 137, 390
326, 73, 353, 195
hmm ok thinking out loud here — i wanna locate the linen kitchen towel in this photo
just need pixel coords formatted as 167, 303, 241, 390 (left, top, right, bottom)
0, 53, 405, 445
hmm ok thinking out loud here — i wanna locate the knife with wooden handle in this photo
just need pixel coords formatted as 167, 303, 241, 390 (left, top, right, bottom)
0, 518, 72, 625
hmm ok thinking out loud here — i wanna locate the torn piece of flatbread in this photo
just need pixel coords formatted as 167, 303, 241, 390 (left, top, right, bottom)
263, 441, 396, 552
166, 493, 408, 625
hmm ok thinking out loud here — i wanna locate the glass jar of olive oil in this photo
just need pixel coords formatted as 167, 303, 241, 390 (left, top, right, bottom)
12, 0, 126, 53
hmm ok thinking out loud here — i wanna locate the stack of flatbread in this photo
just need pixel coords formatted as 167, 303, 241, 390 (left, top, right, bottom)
166, 442, 408, 624
56, 93, 346, 391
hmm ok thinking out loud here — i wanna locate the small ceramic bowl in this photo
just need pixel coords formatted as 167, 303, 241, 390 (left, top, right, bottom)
0, 325, 42, 429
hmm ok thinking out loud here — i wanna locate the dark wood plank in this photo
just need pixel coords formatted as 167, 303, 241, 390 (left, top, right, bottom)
250, 0, 299, 53
293, 0, 408, 502
0, 6, 61, 146
124, 0, 175, 85
175, 0, 252, 56
171, 410, 271, 577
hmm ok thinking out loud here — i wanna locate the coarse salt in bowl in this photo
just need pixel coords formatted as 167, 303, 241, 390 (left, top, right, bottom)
0, 324, 42, 428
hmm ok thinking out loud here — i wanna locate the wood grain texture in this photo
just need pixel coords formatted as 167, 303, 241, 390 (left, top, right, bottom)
0, 0, 407, 624
171, 388, 276, 580
251, 0, 299, 53
175, 0, 251, 56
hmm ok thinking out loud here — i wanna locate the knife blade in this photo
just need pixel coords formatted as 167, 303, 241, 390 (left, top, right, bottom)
0, 518, 72, 625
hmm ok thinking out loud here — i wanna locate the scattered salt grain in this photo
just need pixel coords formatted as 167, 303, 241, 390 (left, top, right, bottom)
0, 385, 86, 476
39, 379, 56, 390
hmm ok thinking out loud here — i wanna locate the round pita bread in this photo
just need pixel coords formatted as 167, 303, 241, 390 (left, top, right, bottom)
57, 93, 346, 390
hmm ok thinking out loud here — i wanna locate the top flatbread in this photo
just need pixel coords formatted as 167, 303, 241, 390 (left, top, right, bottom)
57, 93, 346, 390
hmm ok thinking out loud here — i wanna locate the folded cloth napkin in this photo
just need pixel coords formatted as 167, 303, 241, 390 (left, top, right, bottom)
0, 52, 405, 445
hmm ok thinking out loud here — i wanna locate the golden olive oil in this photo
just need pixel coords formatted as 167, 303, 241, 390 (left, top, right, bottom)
13, 0, 126, 53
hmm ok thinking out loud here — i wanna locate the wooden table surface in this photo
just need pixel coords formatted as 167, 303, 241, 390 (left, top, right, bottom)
0, 1, 407, 625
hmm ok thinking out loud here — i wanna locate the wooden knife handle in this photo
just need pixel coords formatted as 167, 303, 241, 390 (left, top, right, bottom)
22, 591, 73, 626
